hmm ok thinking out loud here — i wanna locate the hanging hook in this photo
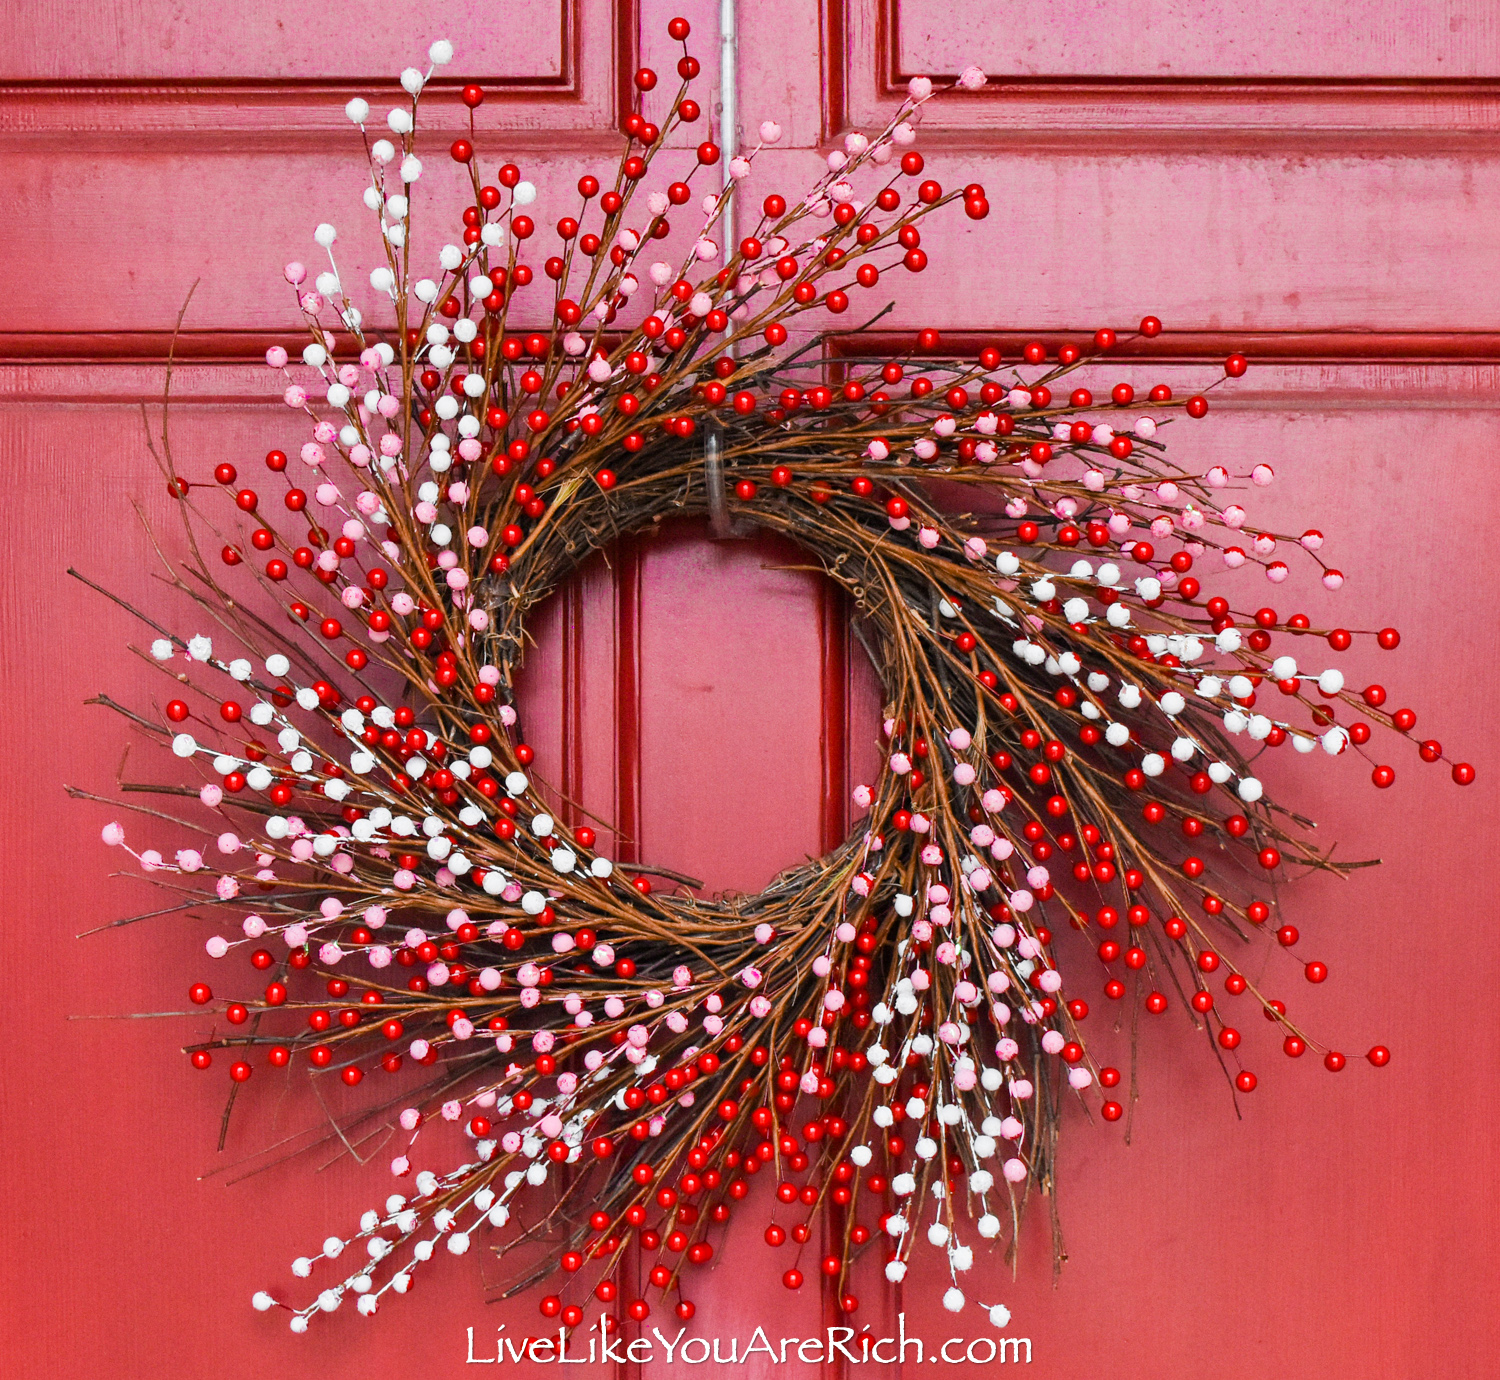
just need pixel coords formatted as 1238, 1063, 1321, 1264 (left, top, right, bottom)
703, 416, 752, 539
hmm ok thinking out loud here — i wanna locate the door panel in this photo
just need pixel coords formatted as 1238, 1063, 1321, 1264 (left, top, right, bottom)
0, 0, 569, 81
894, 0, 1500, 79
2, 3, 1497, 1378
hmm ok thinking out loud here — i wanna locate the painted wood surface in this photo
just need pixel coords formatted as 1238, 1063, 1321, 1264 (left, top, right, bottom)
1, 3, 1497, 1378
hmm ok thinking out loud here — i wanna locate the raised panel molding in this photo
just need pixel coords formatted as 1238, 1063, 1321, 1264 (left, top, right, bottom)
827, 330, 1500, 406
0, 0, 639, 137
6, 337, 1499, 409
829, 329, 1500, 365
11, 327, 1500, 364
5, 327, 1494, 388
826, 0, 1500, 143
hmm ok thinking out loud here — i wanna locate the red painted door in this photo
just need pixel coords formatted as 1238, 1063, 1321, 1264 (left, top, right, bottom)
3, 2, 1498, 1377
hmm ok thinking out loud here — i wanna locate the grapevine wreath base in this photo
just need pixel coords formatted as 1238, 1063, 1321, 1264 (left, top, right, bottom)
84, 24, 1473, 1335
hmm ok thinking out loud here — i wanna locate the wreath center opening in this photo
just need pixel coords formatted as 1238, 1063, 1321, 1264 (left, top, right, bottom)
518, 517, 882, 898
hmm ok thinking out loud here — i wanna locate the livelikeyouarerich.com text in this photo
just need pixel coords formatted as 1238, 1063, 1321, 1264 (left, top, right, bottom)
466, 1313, 1031, 1365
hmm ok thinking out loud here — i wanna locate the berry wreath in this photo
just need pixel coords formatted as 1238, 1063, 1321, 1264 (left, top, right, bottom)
83, 24, 1469, 1336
